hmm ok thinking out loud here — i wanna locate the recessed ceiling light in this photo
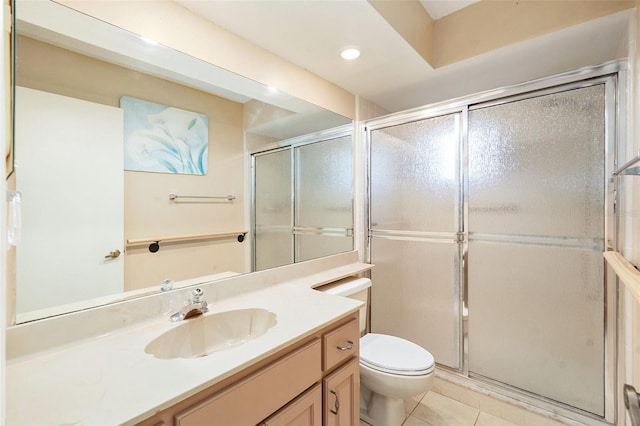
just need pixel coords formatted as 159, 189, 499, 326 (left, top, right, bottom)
341, 48, 361, 60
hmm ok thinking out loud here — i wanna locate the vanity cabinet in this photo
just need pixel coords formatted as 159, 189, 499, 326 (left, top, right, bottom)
137, 313, 359, 426
321, 318, 360, 426
323, 357, 359, 426
322, 317, 359, 371
261, 384, 322, 425
175, 339, 322, 426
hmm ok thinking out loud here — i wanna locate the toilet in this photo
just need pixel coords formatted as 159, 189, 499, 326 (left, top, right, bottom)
319, 277, 435, 426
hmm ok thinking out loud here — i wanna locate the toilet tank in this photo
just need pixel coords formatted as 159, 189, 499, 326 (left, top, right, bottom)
317, 277, 371, 333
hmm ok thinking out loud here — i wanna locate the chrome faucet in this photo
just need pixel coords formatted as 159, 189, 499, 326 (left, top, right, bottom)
170, 288, 209, 322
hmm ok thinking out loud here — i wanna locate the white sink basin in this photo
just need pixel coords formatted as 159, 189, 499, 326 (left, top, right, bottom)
145, 308, 277, 359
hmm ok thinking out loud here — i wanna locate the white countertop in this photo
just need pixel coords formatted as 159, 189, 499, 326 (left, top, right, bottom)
6, 264, 368, 425
7, 281, 362, 425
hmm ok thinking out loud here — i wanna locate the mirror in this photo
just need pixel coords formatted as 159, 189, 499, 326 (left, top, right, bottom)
11, 0, 352, 323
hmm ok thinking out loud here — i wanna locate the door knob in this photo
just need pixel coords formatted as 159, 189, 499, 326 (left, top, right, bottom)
104, 249, 121, 259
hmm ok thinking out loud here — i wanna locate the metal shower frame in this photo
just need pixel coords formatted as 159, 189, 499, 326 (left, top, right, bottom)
362, 60, 626, 425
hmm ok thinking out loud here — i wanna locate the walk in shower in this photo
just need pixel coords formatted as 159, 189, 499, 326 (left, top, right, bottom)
366, 65, 620, 422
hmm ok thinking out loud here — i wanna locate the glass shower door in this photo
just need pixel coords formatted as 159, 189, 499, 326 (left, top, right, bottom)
467, 84, 606, 415
369, 113, 462, 369
295, 136, 353, 262
253, 130, 354, 270
253, 148, 293, 271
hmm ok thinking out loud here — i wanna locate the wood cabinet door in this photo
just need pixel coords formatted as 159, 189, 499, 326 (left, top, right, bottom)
262, 384, 322, 426
322, 357, 360, 426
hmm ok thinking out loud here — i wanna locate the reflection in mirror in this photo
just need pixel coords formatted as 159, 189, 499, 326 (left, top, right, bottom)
253, 128, 354, 271
12, 0, 352, 323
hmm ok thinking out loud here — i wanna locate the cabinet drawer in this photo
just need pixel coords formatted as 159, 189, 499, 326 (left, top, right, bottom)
322, 317, 359, 371
175, 338, 321, 426
261, 383, 322, 426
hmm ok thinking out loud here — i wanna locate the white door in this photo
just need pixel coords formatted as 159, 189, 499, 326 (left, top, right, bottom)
15, 86, 124, 314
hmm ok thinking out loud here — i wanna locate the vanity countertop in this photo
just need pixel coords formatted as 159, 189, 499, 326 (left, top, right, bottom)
6, 260, 371, 425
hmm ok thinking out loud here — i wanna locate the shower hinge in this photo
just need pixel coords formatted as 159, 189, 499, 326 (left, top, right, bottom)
456, 232, 465, 243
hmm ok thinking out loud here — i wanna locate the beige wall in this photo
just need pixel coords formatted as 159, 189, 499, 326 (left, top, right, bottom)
433, 0, 634, 67
368, 0, 434, 66
365, 0, 636, 75
16, 36, 247, 292
58, 0, 356, 120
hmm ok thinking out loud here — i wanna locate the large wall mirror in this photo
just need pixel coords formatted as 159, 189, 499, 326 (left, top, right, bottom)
10, 0, 353, 324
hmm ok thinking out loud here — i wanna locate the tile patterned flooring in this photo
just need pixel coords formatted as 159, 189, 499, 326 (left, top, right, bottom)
361, 387, 573, 426
402, 391, 567, 426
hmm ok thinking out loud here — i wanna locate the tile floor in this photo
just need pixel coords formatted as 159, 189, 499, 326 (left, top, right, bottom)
360, 388, 574, 426
403, 391, 568, 426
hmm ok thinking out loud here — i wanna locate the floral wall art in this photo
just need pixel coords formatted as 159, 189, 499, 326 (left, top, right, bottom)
121, 96, 209, 175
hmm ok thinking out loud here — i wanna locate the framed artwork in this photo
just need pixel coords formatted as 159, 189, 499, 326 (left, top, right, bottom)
121, 96, 208, 175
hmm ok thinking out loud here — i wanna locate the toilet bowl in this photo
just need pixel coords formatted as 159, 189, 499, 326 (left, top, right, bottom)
359, 333, 434, 425
318, 277, 435, 426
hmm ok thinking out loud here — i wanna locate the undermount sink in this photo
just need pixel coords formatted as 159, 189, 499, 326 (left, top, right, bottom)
145, 308, 277, 359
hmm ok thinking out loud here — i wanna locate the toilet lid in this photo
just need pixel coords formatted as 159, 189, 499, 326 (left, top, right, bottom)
360, 334, 435, 376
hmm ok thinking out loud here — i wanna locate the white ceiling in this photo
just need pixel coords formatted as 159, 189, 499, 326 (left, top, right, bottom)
176, 0, 629, 114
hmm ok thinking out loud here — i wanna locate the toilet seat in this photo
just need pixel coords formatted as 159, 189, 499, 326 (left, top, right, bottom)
360, 333, 435, 377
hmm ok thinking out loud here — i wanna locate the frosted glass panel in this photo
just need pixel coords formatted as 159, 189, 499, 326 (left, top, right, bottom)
296, 234, 354, 262
369, 113, 461, 370
254, 150, 293, 271
370, 114, 459, 232
296, 136, 353, 228
370, 238, 459, 369
468, 85, 605, 239
468, 243, 604, 414
468, 85, 606, 415
254, 134, 354, 269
